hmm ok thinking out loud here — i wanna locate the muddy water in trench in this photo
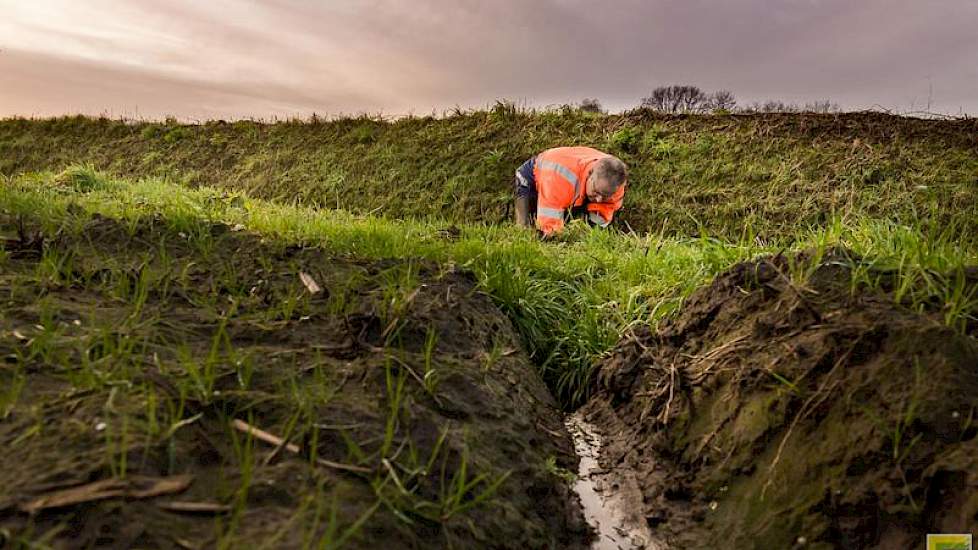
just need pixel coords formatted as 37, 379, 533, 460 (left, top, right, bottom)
566, 413, 665, 550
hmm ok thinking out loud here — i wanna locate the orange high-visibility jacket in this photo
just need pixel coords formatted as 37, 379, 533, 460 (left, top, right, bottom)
532, 147, 626, 235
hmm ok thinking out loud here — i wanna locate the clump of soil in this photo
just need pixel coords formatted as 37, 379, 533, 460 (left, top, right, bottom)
584, 249, 978, 549
0, 211, 588, 549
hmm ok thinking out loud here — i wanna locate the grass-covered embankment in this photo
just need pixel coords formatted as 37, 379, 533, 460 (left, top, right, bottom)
3, 168, 976, 408
2, 109, 977, 243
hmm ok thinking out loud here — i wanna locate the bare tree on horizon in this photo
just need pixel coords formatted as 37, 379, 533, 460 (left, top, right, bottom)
579, 98, 604, 113
641, 85, 710, 113
708, 90, 737, 111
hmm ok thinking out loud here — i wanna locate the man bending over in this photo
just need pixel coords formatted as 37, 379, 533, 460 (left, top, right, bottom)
513, 147, 628, 236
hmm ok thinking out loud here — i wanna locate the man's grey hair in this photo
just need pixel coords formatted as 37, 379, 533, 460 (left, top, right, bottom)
592, 157, 628, 191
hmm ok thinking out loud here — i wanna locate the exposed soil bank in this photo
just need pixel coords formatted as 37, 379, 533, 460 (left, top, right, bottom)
583, 250, 978, 549
0, 211, 589, 548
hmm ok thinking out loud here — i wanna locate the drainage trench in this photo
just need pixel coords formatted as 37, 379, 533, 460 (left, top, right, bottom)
565, 412, 666, 550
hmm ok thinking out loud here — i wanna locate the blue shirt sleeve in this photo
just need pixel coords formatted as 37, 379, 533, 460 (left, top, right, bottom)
514, 156, 538, 199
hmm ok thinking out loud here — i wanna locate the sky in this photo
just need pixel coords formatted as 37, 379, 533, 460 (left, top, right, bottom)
1, 0, 977, 120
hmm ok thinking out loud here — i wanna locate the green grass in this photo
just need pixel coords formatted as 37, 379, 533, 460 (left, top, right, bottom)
2, 168, 975, 407
2, 109, 977, 242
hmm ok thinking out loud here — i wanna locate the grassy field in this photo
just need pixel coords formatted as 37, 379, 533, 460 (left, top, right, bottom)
3, 166, 976, 407
2, 112, 977, 547
2, 109, 977, 242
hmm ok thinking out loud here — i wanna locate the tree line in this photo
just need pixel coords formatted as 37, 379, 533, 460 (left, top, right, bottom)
578, 86, 840, 114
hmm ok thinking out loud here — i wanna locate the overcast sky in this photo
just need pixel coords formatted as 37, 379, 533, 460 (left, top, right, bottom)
1, 0, 977, 120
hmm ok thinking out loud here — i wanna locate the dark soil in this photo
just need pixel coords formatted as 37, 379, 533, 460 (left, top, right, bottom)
583, 249, 978, 549
0, 211, 588, 549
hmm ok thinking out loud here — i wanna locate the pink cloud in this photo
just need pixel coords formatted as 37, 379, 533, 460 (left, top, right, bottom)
1, 0, 976, 119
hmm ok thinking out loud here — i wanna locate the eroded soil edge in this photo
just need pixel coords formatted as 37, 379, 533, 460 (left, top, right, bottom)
583, 250, 978, 549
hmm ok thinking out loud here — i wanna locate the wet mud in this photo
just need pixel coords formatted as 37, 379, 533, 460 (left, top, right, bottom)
584, 250, 978, 549
566, 413, 662, 550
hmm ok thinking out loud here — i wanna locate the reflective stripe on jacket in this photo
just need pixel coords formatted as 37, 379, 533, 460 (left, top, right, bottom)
532, 147, 626, 235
